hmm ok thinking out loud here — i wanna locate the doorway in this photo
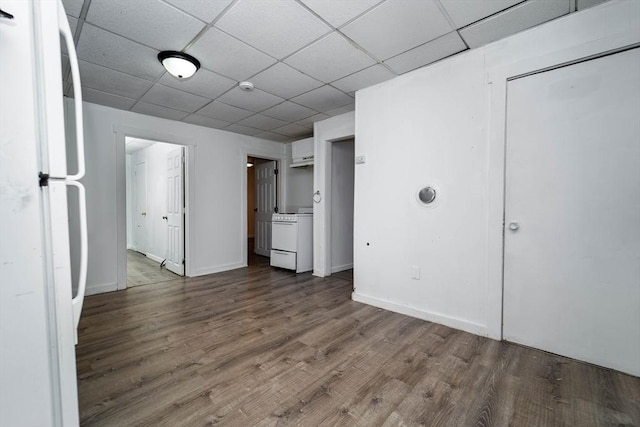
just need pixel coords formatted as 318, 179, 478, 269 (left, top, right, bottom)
502, 48, 640, 376
247, 156, 278, 265
329, 138, 355, 275
125, 137, 186, 286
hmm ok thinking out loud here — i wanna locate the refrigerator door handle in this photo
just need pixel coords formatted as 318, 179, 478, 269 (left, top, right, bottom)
58, 0, 85, 181
66, 181, 88, 343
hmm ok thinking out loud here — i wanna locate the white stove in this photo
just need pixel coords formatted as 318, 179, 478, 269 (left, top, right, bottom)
271, 208, 313, 273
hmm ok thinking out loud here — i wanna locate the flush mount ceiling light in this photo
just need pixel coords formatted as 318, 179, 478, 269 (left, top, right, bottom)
239, 81, 254, 91
158, 51, 200, 79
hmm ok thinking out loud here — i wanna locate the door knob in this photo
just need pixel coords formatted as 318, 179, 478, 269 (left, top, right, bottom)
141, 212, 147, 216
162, 216, 168, 220
508, 222, 519, 231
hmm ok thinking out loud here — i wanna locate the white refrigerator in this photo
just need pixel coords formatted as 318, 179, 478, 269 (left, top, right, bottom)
0, 0, 87, 425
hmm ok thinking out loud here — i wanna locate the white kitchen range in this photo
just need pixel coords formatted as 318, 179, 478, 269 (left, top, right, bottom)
271, 208, 313, 273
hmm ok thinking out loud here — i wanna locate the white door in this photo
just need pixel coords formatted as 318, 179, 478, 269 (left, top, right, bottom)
133, 161, 147, 253
503, 48, 640, 376
255, 160, 277, 257
166, 147, 184, 276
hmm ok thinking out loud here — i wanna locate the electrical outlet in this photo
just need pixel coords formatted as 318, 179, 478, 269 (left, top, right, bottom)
411, 265, 420, 280
355, 155, 366, 164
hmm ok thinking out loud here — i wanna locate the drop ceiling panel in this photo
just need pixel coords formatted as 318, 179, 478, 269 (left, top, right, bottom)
460, 0, 571, 48
299, 0, 384, 28
331, 65, 395, 93
295, 113, 330, 128
438, 0, 523, 28
341, 0, 453, 60
186, 27, 277, 80
255, 131, 288, 141
140, 84, 211, 113
216, 87, 284, 112
261, 101, 318, 122
61, 0, 83, 18
76, 24, 164, 81
577, 0, 609, 9
223, 123, 262, 136
61, 16, 78, 54
272, 123, 313, 138
196, 100, 255, 122
158, 68, 235, 99
384, 31, 467, 74
325, 104, 356, 116
238, 114, 288, 131
250, 63, 323, 100
285, 32, 376, 83
78, 60, 153, 99
163, 0, 234, 23
86, 0, 206, 51
290, 85, 353, 112
215, 0, 331, 59
182, 114, 231, 129
82, 87, 137, 110
131, 101, 190, 120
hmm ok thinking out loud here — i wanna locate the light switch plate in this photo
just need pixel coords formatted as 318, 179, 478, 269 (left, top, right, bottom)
355, 155, 366, 164
411, 265, 420, 280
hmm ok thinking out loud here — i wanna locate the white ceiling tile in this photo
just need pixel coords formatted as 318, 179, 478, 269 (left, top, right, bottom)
254, 131, 288, 142
299, 0, 383, 27
384, 31, 467, 74
131, 101, 190, 120
291, 85, 353, 112
140, 84, 211, 113
182, 114, 231, 129
81, 87, 137, 110
294, 112, 330, 128
224, 124, 263, 136
158, 68, 235, 99
331, 65, 395, 93
62, 0, 83, 17
285, 32, 375, 83
163, 0, 234, 23
250, 63, 323, 99
577, 0, 610, 10
196, 100, 254, 122
238, 114, 288, 131
341, 0, 453, 60
215, 0, 331, 60
78, 60, 153, 99
61, 54, 70, 79
76, 24, 165, 80
216, 87, 284, 112
325, 103, 355, 116
261, 101, 318, 122
459, 0, 571, 48
86, 0, 205, 51
186, 27, 277, 81
272, 123, 313, 138
439, 0, 522, 28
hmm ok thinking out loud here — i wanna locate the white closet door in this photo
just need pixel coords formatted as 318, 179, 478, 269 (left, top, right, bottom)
503, 48, 640, 376
166, 147, 184, 276
254, 161, 277, 257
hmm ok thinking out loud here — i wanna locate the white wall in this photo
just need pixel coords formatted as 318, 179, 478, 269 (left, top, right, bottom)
330, 139, 354, 273
65, 100, 286, 295
128, 141, 177, 262
353, 0, 640, 338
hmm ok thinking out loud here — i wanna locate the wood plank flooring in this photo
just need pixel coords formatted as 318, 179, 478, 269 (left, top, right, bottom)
77, 259, 640, 426
127, 250, 180, 287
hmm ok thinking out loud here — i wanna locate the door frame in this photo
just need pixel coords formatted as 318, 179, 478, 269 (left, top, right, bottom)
485, 40, 640, 340
115, 125, 194, 290
239, 147, 287, 267
132, 159, 147, 254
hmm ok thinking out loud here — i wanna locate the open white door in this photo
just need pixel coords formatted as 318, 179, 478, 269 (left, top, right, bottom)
133, 161, 147, 254
254, 160, 277, 257
166, 147, 184, 275
503, 48, 640, 376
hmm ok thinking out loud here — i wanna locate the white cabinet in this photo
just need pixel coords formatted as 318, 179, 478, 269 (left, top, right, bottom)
291, 137, 314, 167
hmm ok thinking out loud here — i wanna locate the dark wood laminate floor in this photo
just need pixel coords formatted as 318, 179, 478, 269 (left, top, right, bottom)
77, 260, 640, 426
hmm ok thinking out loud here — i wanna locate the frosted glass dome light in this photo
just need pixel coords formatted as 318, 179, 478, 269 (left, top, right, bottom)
158, 51, 200, 80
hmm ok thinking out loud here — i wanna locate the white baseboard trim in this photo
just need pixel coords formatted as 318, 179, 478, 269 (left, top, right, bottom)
331, 263, 353, 274
351, 292, 488, 337
193, 262, 246, 277
85, 282, 118, 296
145, 253, 164, 264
